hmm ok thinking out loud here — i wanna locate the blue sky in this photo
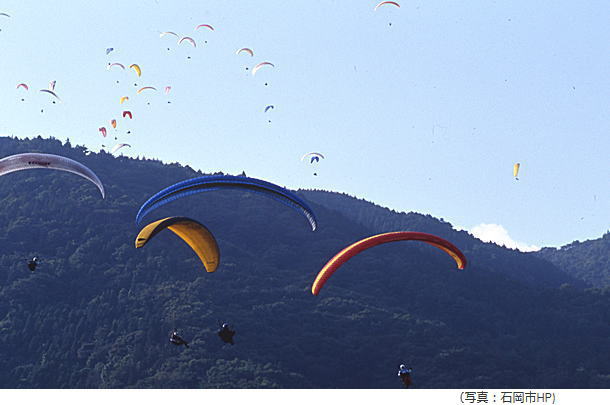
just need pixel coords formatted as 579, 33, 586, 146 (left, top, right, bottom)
0, 0, 607, 248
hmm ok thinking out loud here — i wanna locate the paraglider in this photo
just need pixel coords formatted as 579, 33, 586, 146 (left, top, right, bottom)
195, 24, 214, 31
27, 257, 38, 272
136, 86, 157, 94
16, 83, 29, 91
397, 364, 412, 388
160, 31, 178, 38
0, 13, 10, 17
129, 64, 141, 77
105, 48, 114, 55
301, 152, 324, 164
119, 96, 129, 104
135, 217, 220, 273
301, 152, 324, 176
217, 323, 236, 345
264, 105, 274, 113
39, 89, 61, 102
111, 143, 131, 154
374, 1, 400, 10
0, 153, 105, 198
108, 62, 125, 70
169, 330, 189, 348
110, 119, 117, 129
122, 111, 132, 119
164, 86, 172, 95
178, 36, 196, 47
513, 163, 520, 180
135, 175, 318, 231
252, 62, 274, 76
311, 231, 467, 295
99, 127, 107, 137
236, 48, 254, 57
48, 80, 56, 91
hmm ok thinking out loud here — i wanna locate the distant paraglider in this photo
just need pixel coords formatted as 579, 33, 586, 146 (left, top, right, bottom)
111, 143, 131, 154
311, 232, 467, 295
135, 175, 318, 231
178, 36, 196, 47
136, 86, 157, 94
236, 48, 254, 57
16, 83, 29, 91
514, 163, 520, 180
119, 96, 129, 104
39, 89, 61, 102
99, 127, 107, 137
301, 152, 325, 176
135, 216, 220, 273
129, 64, 141, 77
0, 153, 105, 198
108, 63, 126, 70
27, 257, 38, 272
374, 1, 400, 11
105, 48, 114, 55
252, 62, 274, 76
122, 111, 132, 119
195, 24, 214, 31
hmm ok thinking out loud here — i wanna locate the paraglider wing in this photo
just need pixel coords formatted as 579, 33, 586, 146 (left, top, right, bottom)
99, 127, 107, 137
122, 111, 132, 119
164, 86, 172, 95
119, 96, 129, 104
160, 31, 179, 38
264, 105, 274, 113
301, 152, 325, 162
111, 143, 131, 154
513, 163, 520, 179
110, 119, 117, 129
48, 80, 56, 91
236, 48, 254, 57
0, 153, 105, 198
252, 62, 274, 76
108, 62, 126, 70
105, 48, 114, 55
0, 13, 10, 17
39, 89, 61, 102
135, 216, 220, 272
195, 24, 214, 31
374, 1, 401, 10
311, 231, 466, 295
136, 86, 157, 94
129, 64, 141, 77
178, 36, 196, 47
16, 83, 29, 91
135, 175, 318, 231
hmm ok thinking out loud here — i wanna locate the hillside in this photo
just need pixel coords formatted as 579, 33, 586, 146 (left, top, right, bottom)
0, 136, 607, 388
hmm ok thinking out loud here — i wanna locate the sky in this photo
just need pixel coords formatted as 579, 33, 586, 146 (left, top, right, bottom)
0, 0, 607, 249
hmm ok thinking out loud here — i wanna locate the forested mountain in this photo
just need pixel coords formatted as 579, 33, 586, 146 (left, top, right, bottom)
0, 136, 607, 389
535, 233, 610, 288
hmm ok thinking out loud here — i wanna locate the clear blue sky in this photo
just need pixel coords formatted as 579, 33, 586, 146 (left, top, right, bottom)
0, 0, 607, 248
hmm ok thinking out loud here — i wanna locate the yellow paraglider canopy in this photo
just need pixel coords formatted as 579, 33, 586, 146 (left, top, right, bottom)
513, 163, 521, 180
135, 217, 220, 272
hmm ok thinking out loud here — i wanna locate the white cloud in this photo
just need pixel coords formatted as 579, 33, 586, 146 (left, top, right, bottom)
469, 223, 540, 252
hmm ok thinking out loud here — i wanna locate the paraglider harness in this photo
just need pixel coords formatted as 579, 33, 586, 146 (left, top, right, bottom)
169, 330, 189, 348
217, 321, 235, 345
398, 366, 413, 388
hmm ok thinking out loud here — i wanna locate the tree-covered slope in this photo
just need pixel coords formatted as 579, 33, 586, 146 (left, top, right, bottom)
535, 233, 610, 288
0, 136, 607, 389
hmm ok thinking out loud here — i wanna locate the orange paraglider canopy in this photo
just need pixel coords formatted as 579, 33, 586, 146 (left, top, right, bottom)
311, 231, 467, 295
